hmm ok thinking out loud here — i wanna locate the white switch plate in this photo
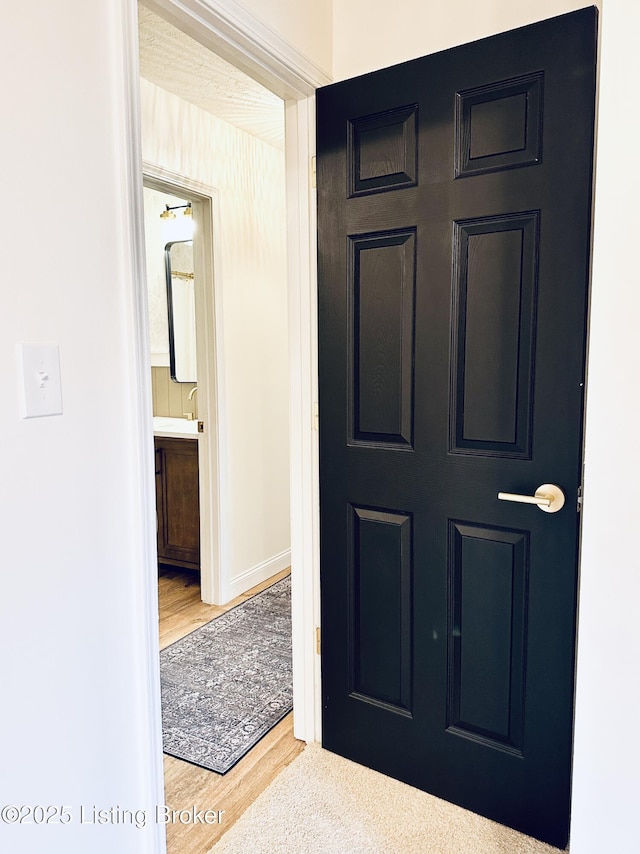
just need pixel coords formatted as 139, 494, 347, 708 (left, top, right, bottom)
19, 343, 63, 418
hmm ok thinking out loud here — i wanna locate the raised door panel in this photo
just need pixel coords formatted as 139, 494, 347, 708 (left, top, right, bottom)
348, 105, 418, 196
447, 522, 528, 754
349, 229, 416, 448
450, 212, 539, 458
348, 505, 413, 715
455, 72, 543, 177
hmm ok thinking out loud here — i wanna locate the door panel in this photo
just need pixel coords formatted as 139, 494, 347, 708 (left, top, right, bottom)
350, 228, 416, 447
451, 211, 539, 456
448, 521, 528, 753
349, 505, 413, 713
317, 8, 597, 848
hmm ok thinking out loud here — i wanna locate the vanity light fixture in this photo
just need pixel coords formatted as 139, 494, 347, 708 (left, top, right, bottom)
160, 202, 195, 241
160, 202, 192, 220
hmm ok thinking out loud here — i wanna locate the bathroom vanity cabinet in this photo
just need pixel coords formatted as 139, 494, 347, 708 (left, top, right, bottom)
154, 436, 200, 571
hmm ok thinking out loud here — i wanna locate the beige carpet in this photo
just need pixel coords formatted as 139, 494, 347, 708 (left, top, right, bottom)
209, 743, 565, 854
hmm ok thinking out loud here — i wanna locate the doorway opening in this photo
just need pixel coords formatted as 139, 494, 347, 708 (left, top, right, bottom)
136, 3, 312, 848
142, 174, 216, 600
128, 0, 327, 848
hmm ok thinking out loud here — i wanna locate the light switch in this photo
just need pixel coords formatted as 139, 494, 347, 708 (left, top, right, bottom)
19, 343, 63, 418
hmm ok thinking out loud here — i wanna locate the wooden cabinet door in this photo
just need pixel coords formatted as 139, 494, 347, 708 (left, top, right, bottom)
155, 437, 200, 570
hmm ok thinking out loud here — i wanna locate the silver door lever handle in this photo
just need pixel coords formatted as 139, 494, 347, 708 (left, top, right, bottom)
497, 483, 565, 513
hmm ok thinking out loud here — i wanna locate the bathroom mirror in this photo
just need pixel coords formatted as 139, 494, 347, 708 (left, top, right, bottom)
165, 240, 197, 383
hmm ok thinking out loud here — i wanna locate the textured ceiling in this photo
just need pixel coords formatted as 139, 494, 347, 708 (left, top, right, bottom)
138, 5, 285, 150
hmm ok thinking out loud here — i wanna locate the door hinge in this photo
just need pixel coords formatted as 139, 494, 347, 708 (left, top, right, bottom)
311, 155, 317, 189
312, 401, 319, 431
577, 485, 583, 512
315, 626, 321, 655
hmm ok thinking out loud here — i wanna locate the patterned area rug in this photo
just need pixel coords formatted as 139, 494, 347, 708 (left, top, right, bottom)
160, 575, 292, 774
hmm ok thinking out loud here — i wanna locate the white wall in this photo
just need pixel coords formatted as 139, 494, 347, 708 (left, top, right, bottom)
224, 0, 332, 77
333, 1, 640, 852
333, 0, 599, 80
140, 79, 291, 598
571, 1, 640, 850
0, 2, 162, 853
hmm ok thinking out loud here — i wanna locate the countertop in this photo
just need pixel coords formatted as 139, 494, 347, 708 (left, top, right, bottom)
153, 416, 200, 439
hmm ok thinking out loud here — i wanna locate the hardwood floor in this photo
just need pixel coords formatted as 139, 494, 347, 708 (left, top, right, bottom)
158, 566, 304, 853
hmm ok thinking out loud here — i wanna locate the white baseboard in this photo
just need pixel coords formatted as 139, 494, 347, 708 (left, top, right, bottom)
225, 548, 291, 601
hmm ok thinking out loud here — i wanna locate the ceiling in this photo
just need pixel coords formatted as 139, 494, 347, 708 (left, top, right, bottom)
137, 5, 285, 150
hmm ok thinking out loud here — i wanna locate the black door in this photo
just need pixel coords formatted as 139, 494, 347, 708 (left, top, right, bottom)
317, 8, 597, 848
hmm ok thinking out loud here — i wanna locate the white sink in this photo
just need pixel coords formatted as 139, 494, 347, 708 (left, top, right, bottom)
153, 416, 200, 438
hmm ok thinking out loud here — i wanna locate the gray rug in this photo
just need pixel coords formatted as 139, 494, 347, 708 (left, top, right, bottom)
160, 576, 292, 774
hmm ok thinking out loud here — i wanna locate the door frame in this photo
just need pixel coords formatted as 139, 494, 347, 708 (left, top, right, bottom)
142, 167, 226, 604
127, 0, 330, 763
